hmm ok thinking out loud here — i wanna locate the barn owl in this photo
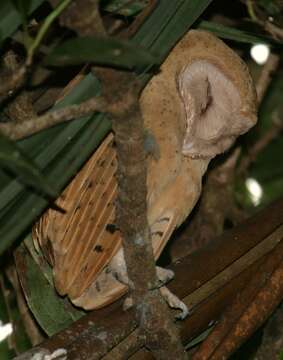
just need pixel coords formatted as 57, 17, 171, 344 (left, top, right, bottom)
32, 30, 257, 319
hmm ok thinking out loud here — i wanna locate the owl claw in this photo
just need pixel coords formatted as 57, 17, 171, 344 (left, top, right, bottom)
174, 301, 190, 320
159, 286, 189, 320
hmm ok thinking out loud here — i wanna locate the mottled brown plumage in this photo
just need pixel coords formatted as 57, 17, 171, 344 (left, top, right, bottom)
33, 30, 257, 314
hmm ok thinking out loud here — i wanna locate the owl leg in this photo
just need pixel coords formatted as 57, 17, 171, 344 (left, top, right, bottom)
159, 286, 189, 320
109, 249, 188, 318
109, 250, 174, 287
110, 255, 188, 318
156, 266, 189, 319
123, 279, 189, 320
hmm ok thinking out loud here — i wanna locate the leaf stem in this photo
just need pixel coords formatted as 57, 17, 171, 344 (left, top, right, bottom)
246, 0, 259, 22
27, 0, 72, 65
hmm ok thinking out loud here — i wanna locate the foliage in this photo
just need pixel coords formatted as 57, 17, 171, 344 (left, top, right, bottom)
0, 0, 215, 256
45, 36, 158, 69
0, 0, 283, 357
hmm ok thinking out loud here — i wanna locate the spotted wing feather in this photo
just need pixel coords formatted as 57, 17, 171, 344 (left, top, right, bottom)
33, 133, 175, 305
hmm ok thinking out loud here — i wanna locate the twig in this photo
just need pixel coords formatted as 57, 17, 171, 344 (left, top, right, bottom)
244, 0, 283, 41
256, 53, 280, 104
265, 21, 283, 41
238, 112, 283, 175
0, 95, 108, 140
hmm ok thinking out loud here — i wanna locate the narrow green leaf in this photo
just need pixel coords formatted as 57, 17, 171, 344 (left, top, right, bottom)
0, 133, 57, 198
27, 0, 72, 63
198, 20, 283, 45
45, 36, 158, 70
134, 0, 214, 62
15, 241, 84, 336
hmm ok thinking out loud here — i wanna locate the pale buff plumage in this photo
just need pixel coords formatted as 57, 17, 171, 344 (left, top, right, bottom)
33, 30, 257, 312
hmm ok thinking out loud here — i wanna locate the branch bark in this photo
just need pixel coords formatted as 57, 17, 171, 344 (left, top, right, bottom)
0, 65, 27, 101
3, 51, 36, 123
107, 71, 186, 359
0, 96, 107, 140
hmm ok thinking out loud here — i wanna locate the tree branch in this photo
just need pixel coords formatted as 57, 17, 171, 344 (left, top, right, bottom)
0, 96, 108, 140
0, 65, 27, 101
108, 71, 186, 359
256, 53, 280, 104
3, 51, 36, 123
238, 112, 283, 175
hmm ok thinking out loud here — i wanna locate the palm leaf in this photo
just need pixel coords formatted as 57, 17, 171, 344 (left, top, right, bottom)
198, 20, 283, 45
0, 0, 213, 256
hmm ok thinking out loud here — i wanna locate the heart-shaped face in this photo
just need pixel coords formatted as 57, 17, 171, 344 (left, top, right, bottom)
32, 30, 257, 310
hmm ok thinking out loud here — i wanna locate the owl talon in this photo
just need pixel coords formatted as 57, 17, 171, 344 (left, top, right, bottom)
160, 286, 189, 320
174, 302, 190, 320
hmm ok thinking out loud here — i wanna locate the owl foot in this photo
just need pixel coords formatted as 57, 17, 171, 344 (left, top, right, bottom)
122, 267, 188, 320
160, 286, 189, 320
157, 267, 189, 319
122, 266, 174, 311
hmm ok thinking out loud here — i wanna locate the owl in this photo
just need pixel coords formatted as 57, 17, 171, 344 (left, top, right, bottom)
32, 30, 257, 319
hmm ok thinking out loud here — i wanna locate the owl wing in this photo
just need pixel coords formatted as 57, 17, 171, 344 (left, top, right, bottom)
33, 133, 175, 302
